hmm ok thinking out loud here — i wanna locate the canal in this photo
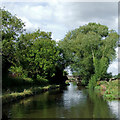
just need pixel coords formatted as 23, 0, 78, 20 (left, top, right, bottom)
2, 82, 120, 119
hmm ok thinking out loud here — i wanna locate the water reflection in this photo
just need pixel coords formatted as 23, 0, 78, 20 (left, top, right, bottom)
63, 83, 86, 109
108, 101, 119, 119
2, 82, 120, 119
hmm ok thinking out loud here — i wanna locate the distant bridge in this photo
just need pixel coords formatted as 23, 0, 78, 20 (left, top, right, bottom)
67, 75, 81, 81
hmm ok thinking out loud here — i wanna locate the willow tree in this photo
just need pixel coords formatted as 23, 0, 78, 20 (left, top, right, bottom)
59, 23, 118, 88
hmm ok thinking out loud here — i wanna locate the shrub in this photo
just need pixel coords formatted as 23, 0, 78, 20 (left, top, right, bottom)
35, 75, 49, 86
9, 66, 23, 77
81, 79, 88, 86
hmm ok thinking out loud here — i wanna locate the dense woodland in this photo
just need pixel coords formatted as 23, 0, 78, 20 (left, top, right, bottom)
1, 8, 119, 90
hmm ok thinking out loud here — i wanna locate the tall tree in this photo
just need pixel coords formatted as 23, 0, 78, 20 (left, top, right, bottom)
59, 23, 118, 88
1, 8, 25, 77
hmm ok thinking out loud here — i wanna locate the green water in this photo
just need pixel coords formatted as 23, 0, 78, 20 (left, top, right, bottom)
2, 82, 119, 119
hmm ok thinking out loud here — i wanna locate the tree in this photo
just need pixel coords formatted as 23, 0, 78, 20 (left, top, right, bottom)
1, 8, 25, 77
2, 8, 67, 86
59, 23, 118, 88
16, 29, 66, 84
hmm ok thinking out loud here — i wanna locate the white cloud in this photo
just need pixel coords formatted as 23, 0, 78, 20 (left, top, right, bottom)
107, 48, 118, 75
20, 17, 34, 30
56, 39, 60, 42
25, 5, 53, 21
2, 2, 118, 36
108, 61, 118, 75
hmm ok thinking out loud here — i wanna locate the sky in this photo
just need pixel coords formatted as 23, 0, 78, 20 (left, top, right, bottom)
2, 1, 118, 75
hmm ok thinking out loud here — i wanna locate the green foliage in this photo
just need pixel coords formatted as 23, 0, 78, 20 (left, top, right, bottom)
65, 80, 70, 85
1, 8, 25, 73
9, 66, 23, 77
16, 29, 65, 84
95, 80, 119, 100
81, 79, 88, 86
59, 23, 118, 88
114, 73, 120, 79
2, 8, 117, 90
2, 8, 67, 88
101, 73, 112, 80
35, 75, 48, 86
89, 57, 109, 88
89, 75, 98, 89
63, 71, 68, 76
3, 77, 33, 89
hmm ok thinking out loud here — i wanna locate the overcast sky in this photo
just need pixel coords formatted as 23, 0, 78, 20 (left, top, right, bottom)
2, 1, 118, 75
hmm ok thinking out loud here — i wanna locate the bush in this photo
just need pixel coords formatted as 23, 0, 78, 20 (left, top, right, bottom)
9, 66, 23, 77
94, 80, 119, 100
35, 75, 49, 86
81, 79, 88, 86
3, 77, 33, 90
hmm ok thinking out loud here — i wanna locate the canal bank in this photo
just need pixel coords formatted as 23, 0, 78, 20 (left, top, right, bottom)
94, 79, 120, 100
2, 82, 120, 119
2, 85, 60, 105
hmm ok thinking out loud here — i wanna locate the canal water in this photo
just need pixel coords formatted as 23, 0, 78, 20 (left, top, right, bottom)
2, 82, 120, 119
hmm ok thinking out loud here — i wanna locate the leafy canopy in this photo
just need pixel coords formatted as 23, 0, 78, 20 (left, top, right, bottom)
59, 23, 118, 88
16, 30, 63, 80
1, 8, 25, 73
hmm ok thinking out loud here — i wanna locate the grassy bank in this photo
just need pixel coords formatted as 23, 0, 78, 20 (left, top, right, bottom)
3, 76, 49, 91
2, 85, 60, 104
95, 79, 120, 100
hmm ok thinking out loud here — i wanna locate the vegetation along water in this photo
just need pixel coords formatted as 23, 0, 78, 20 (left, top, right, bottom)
1, 8, 120, 119
2, 83, 120, 119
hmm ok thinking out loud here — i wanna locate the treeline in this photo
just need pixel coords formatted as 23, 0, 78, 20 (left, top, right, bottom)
1, 8, 118, 90
2, 8, 67, 89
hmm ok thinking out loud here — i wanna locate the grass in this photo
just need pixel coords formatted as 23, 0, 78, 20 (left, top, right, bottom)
3, 76, 49, 92
2, 85, 60, 104
3, 77, 33, 89
95, 79, 120, 100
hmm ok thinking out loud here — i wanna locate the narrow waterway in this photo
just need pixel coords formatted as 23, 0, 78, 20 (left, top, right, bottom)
2, 82, 120, 119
